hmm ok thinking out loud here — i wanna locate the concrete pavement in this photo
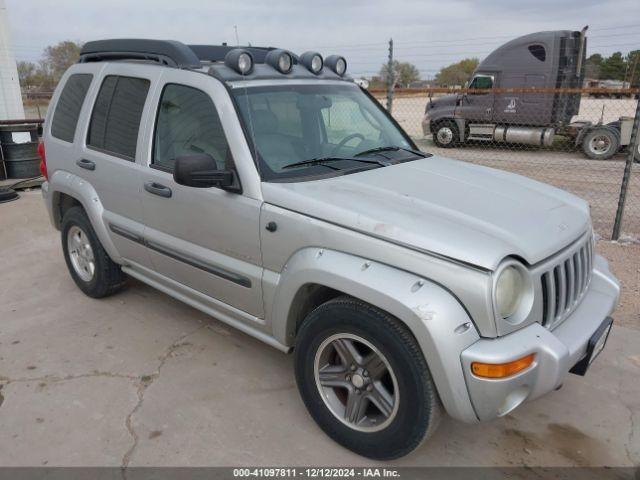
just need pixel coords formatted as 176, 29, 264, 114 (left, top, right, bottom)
0, 191, 638, 467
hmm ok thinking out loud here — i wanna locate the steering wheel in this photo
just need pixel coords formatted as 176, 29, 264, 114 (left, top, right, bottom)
330, 133, 366, 156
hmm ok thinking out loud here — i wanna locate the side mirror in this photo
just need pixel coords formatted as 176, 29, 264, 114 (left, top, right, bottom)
173, 154, 241, 193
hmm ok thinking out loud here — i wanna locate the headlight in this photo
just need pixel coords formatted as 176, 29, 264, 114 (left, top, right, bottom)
300, 51, 323, 74
224, 49, 254, 75
493, 261, 534, 322
495, 266, 523, 318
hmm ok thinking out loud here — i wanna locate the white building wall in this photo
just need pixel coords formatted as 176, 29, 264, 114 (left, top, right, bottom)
0, 0, 25, 120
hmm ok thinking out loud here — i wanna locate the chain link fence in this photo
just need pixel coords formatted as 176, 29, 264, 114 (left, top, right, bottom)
370, 87, 640, 240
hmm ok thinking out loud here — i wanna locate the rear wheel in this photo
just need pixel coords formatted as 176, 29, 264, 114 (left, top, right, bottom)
582, 127, 620, 160
294, 296, 441, 460
61, 206, 126, 298
432, 120, 460, 148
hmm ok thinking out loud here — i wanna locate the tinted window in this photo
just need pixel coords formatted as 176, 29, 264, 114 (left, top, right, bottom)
528, 45, 546, 62
51, 74, 93, 142
469, 75, 493, 90
153, 84, 231, 172
88, 75, 150, 160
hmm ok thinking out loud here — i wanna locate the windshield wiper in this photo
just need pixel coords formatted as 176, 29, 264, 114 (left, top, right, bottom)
281, 156, 389, 170
354, 146, 431, 158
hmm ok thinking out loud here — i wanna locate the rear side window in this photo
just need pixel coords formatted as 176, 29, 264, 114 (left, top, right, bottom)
88, 75, 150, 160
51, 74, 93, 143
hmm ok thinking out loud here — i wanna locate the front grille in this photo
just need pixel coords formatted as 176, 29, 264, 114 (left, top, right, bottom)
541, 237, 593, 328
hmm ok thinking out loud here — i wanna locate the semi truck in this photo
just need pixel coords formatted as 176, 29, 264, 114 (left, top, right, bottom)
422, 27, 639, 161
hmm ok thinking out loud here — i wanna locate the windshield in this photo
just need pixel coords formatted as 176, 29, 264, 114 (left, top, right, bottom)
232, 83, 415, 181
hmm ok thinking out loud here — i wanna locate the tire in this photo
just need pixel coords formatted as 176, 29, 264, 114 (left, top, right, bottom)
61, 206, 126, 298
294, 296, 442, 460
432, 120, 460, 148
581, 127, 620, 160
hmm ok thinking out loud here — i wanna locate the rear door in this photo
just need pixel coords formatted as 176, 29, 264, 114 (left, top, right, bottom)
139, 70, 264, 318
77, 64, 161, 268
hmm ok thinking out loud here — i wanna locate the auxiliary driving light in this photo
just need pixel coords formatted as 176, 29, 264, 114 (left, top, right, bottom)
265, 49, 293, 74
225, 49, 254, 75
325, 55, 347, 76
300, 51, 323, 74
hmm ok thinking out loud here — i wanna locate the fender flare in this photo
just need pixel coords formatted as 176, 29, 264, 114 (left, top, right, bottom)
46, 169, 123, 263
271, 247, 480, 423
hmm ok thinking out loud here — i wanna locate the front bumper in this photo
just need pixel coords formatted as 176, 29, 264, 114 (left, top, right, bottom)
460, 254, 620, 421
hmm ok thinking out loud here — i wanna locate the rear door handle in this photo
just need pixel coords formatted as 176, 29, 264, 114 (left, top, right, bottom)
76, 158, 96, 171
144, 181, 172, 198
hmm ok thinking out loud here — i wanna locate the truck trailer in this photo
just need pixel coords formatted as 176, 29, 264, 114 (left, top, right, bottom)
423, 28, 639, 161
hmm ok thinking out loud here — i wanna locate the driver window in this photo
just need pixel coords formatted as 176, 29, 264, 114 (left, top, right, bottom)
321, 96, 380, 146
153, 84, 231, 172
468, 75, 494, 92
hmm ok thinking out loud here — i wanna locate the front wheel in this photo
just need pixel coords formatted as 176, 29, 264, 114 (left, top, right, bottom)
432, 120, 460, 148
294, 296, 441, 460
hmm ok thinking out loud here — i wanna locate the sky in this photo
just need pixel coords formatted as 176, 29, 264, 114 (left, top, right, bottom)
4, 0, 640, 79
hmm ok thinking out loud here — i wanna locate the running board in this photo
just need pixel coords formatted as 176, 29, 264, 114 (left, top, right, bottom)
121, 263, 291, 354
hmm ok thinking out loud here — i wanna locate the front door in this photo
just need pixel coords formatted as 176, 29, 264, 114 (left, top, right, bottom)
459, 73, 495, 122
139, 72, 264, 318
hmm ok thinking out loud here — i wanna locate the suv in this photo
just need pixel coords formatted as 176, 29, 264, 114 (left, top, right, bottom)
41, 39, 620, 460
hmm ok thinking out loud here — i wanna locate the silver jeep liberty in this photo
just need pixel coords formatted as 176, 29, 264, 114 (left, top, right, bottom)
40, 39, 620, 459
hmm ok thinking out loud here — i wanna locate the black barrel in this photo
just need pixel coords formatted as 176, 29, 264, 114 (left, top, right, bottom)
0, 124, 40, 179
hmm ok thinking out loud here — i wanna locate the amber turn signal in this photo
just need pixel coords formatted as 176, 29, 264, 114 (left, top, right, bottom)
471, 353, 536, 379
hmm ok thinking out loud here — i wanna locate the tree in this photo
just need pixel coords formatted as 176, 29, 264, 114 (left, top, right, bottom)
17, 61, 37, 88
378, 60, 421, 88
41, 41, 83, 82
599, 52, 626, 81
584, 53, 603, 79
434, 58, 479, 87
626, 50, 640, 87
15, 41, 82, 92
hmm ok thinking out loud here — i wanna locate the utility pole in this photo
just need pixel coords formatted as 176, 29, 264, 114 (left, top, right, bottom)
386, 38, 394, 113
0, 0, 25, 120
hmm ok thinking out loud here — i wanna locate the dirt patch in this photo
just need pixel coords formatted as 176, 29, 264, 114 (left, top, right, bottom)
501, 423, 610, 466
597, 240, 640, 330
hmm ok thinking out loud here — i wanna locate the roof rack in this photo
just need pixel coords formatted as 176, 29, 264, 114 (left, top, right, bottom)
188, 45, 277, 64
79, 39, 202, 69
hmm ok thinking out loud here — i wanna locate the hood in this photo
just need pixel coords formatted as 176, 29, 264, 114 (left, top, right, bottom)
261, 157, 591, 271
428, 94, 459, 110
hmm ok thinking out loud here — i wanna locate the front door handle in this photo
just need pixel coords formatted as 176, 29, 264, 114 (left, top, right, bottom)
76, 158, 96, 171
144, 181, 172, 198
